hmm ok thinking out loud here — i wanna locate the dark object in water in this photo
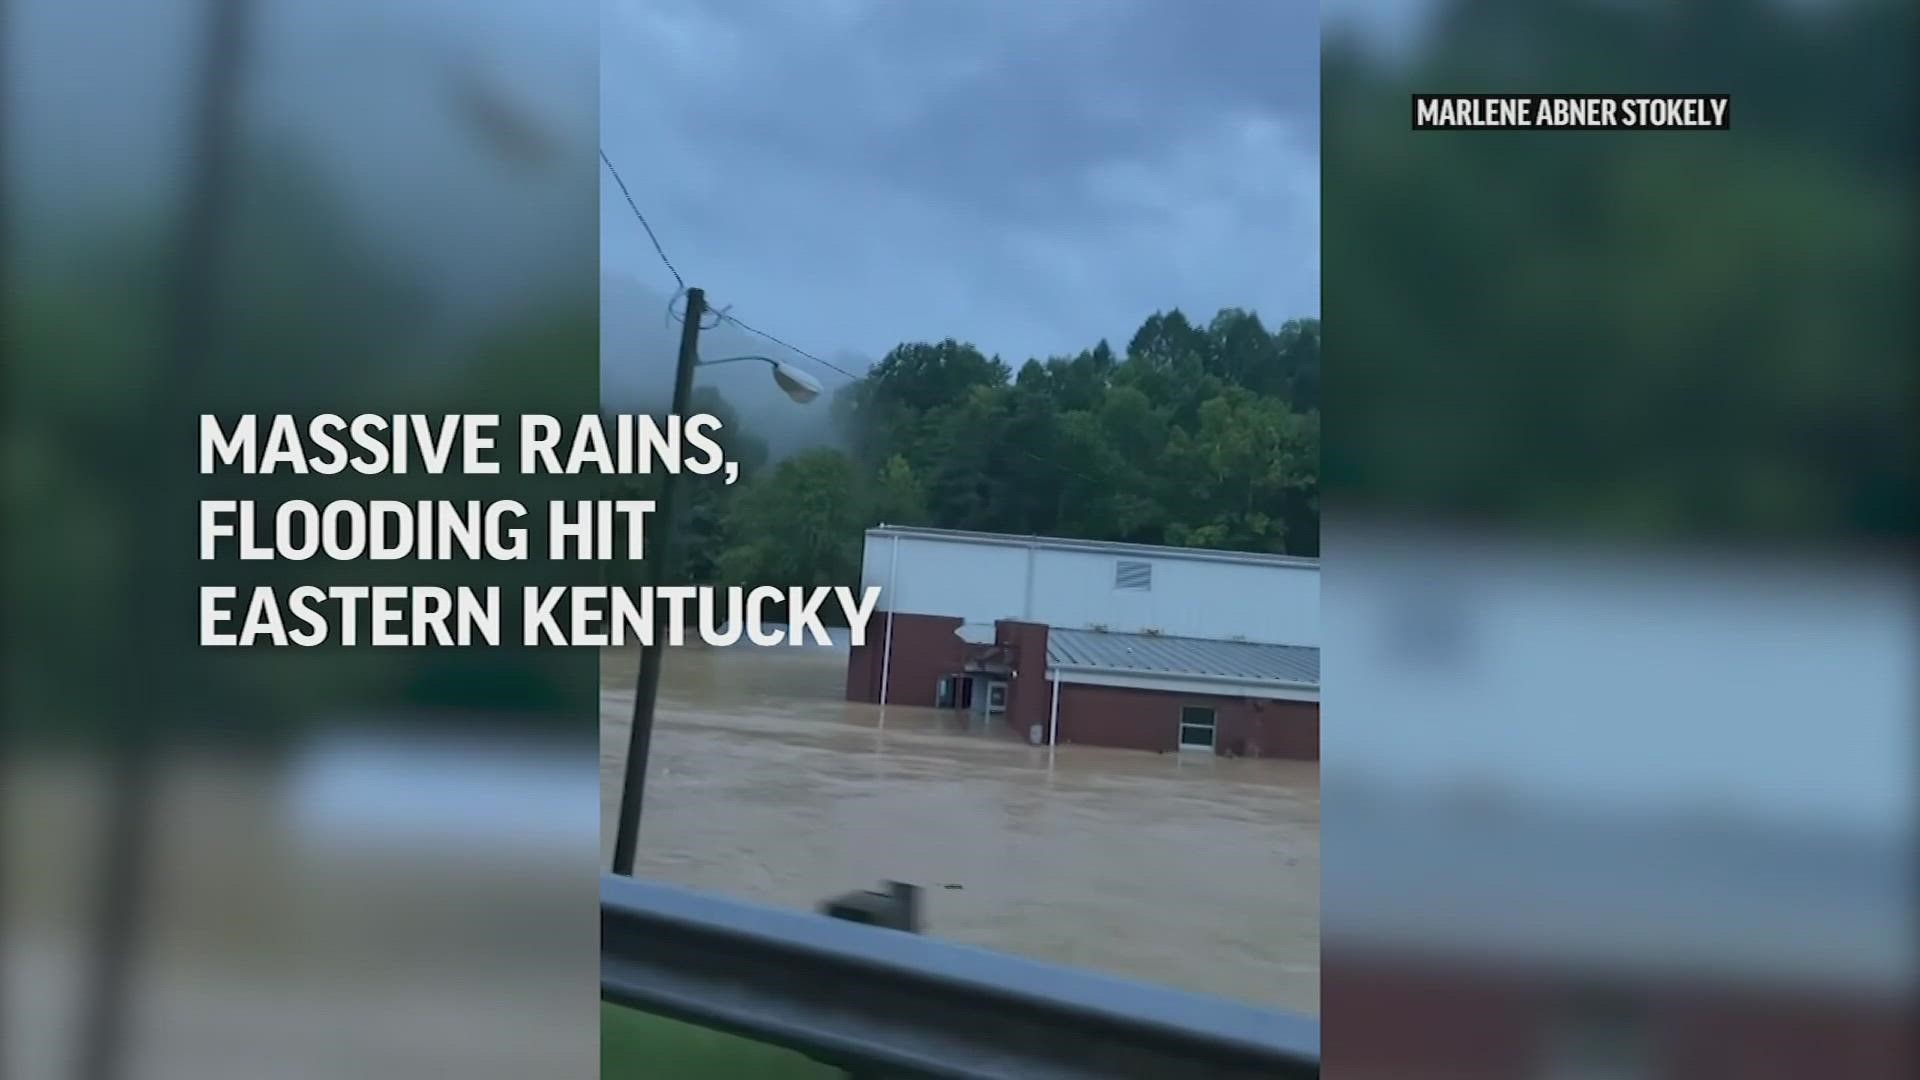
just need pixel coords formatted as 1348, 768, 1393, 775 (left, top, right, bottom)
942, 883, 963, 890
821, 881, 921, 932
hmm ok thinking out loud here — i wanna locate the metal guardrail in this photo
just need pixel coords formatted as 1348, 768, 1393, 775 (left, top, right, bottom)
602, 875, 1321, 1079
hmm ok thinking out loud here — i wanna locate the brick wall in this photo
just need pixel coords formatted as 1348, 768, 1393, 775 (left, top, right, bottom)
850, 615, 1320, 761
1055, 682, 1319, 760
844, 611, 966, 706
1324, 952, 1916, 1079
994, 620, 1051, 743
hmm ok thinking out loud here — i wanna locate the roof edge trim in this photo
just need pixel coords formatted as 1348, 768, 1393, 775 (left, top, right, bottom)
867, 525, 1319, 570
1048, 664, 1321, 699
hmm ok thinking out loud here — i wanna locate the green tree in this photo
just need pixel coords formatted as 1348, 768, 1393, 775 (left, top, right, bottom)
1166, 390, 1315, 554
1324, 0, 1911, 542
869, 454, 929, 527
867, 339, 1011, 416
921, 384, 1017, 531
1272, 318, 1320, 411
715, 448, 866, 589
730, 304, 1321, 569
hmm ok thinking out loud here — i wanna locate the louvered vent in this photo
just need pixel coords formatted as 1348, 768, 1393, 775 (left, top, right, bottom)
1114, 559, 1153, 592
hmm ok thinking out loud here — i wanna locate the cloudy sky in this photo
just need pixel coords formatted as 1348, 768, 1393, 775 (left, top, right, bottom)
601, 0, 1320, 376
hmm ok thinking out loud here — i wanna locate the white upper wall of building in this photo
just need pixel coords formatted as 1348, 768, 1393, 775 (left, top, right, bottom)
860, 526, 1320, 648
1322, 519, 1917, 838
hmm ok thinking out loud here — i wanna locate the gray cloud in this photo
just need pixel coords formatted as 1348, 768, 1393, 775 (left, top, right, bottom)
602, 0, 1319, 386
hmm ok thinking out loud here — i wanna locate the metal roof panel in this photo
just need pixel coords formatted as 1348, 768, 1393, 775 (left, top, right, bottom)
1047, 628, 1320, 688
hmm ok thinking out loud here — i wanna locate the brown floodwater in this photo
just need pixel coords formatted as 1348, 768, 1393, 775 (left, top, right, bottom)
600, 642, 1320, 1015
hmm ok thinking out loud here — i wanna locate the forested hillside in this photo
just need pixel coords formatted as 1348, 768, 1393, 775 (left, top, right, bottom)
1324, 0, 1913, 544
633, 308, 1320, 596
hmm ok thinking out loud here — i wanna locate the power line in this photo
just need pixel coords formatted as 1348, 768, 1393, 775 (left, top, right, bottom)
719, 312, 865, 382
595, 155, 1172, 537
726, 318, 1107, 489
599, 146, 859, 385
664, 288, 724, 330
598, 154, 1107, 496
600, 148, 684, 291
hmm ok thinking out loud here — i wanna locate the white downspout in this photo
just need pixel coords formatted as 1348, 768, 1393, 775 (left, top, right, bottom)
879, 530, 900, 707
1023, 540, 1036, 620
1048, 670, 1061, 747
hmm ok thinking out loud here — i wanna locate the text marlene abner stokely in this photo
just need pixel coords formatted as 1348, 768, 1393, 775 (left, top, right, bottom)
196, 413, 883, 647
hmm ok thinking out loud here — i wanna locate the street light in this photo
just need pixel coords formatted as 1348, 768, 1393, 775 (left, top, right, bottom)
695, 354, 823, 404
612, 287, 822, 877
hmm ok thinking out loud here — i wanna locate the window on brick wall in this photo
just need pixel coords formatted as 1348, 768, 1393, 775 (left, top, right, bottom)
1179, 705, 1216, 750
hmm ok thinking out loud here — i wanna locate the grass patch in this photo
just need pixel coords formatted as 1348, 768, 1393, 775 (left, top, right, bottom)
602, 1003, 841, 1078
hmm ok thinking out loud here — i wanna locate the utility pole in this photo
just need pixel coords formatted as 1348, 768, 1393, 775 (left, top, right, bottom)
611, 286, 705, 875
76, 2, 254, 1078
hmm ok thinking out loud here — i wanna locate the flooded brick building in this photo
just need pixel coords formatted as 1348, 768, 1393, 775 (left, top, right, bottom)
845, 526, 1320, 759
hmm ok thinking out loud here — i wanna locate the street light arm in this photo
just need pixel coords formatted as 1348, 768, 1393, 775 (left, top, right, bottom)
692, 354, 823, 404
